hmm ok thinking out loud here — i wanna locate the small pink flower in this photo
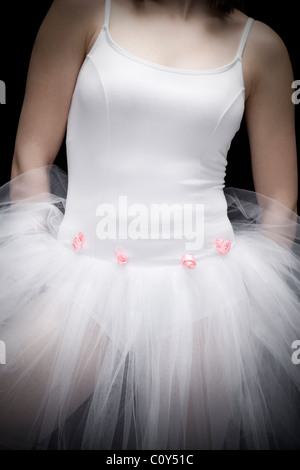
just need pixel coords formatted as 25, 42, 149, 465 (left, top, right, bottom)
181, 254, 197, 269
72, 232, 84, 251
215, 238, 231, 256
116, 249, 128, 265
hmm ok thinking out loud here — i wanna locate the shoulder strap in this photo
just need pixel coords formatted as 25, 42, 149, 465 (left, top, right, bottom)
236, 18, 254, 59
104, 0, 112, 27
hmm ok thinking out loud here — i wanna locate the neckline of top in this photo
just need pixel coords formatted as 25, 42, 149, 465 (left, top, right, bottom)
100, 0, 254, 76
103, 25, 244, 75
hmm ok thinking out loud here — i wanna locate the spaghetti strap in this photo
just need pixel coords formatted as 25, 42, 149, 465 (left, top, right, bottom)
236, 18, 254, 59
104, 0, 111, 27
1, 0, 300, 452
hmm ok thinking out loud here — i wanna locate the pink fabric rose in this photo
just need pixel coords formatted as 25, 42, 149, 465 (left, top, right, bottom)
116, 250, 128, 265
181, 254, 197, 269
215, 238, 231, 256
72, 232, 84, 251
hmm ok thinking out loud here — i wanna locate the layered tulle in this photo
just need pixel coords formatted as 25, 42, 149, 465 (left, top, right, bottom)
0, 164, 300, 450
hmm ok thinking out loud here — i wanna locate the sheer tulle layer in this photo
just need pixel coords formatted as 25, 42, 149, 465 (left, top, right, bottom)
0, 165, 300, 450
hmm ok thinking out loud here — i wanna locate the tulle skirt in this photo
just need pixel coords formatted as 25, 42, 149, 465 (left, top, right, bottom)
0, 164, 300, 450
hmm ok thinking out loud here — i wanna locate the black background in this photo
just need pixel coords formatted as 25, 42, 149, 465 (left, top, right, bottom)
0, 2, 300, 456
0, 1, 300, 204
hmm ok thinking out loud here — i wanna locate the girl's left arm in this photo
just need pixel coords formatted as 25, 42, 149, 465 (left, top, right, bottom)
244, 20, 298, 214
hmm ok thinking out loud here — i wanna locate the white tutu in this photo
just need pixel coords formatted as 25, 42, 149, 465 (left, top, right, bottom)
0, 164, 300, 450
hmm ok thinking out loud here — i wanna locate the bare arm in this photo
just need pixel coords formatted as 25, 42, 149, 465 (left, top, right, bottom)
244, 20, 298, 214
11, 0, 104, 179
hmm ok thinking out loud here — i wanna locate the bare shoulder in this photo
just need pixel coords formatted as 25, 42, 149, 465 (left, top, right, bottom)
39, 0, 106, 55
46, 0, 105, 20
229, 11, 293, 97
247, 19, 290, 66
240, 16, 292, 82
40, 0, 103, 27
229, 10, 288, 58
